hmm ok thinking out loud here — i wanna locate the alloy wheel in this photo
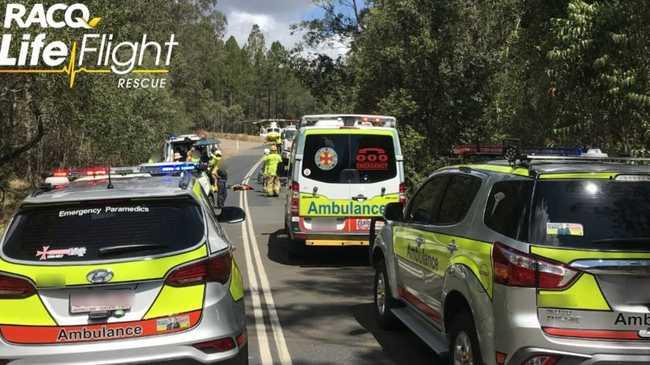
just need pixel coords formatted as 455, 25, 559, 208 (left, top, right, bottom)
375, 271, 386, 315
453, 331, 474, 365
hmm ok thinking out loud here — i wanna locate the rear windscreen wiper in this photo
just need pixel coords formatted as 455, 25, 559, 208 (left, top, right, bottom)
98, 243, 167, 256
592, 237, 650, 244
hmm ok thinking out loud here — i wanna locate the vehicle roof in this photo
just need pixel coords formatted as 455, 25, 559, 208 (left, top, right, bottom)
22, 175, 194, 206
301, 114, 396, 120
447, 159, 650, 177
169, 134, 201, 142
299, 126, 398, 133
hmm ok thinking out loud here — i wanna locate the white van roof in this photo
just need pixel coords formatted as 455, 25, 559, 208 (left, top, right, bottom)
300, 114, 397, 129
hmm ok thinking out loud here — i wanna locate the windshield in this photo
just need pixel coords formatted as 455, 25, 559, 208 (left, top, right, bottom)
301, 133, 397, 184
530, 180, 650, 250
282, 130, 297, 139
2, 198, 204, 262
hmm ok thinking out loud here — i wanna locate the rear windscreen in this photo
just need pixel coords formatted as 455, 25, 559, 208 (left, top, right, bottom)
2, 198, 204, 262
531, 180, 650, 250
302, 134, 397, 184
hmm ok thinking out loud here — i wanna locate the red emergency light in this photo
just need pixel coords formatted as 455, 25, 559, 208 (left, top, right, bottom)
452, 144, 504, 156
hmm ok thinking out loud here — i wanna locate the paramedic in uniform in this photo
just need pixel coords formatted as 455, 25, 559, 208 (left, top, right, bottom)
263, 145, 282, 197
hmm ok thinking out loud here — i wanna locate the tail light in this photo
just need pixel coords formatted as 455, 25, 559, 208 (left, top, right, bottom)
290, 182, 300, 214
399, 183, 407, 205
236, 330, 247, 347
166, 251, 232, 287
192, 337, 236, 353
51, 168, 69, 177
522, 355, 560, 365
492, 242, 579, 289
0, 273, 36, 299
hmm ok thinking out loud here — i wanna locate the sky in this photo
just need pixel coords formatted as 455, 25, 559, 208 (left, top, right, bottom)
216, 0, 355, 58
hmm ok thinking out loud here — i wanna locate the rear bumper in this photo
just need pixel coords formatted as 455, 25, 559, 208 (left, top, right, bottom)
0, 285, 246, 365
304, 237, 369, 246
509, 347, 650, 365
287, 215, 373, 243
492, 285, 650, 365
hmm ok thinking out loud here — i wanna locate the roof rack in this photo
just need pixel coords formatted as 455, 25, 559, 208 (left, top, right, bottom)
300, 114, 397, 129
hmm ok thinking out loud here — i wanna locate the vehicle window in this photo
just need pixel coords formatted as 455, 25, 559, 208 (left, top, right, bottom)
436, 174, 482, 225
531, 180, 650, 250
302, 133, 397, 184
2, 198, 205, 262
484, 180, 533, 240
406, 175, 449, 224
282, 130, 296, 139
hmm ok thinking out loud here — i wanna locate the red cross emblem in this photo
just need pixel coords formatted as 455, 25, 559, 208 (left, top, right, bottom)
36, 246, 51, 260
315, 147, 337, 170
320, 151, 333, 166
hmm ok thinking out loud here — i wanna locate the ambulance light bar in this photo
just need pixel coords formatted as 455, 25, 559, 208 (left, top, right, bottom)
139, 162, 199, 176
526, 148, 585, 157
47, 166, 110, 178
453, 144, 504, 156
453, 144, 592, 158
300, 115, 397, 129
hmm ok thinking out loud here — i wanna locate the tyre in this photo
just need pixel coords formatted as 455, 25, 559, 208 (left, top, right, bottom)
373, 261, 401, 330
288, 240, 308, 258
448, 311, 483, 365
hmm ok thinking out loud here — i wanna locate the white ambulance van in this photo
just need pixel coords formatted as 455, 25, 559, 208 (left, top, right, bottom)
284, 115, 405, 248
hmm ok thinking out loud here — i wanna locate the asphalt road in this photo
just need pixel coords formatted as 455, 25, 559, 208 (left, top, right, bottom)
221, 145, 440, 365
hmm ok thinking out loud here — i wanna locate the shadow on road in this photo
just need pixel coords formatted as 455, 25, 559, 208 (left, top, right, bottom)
266, 229, 370, 267
353, 303, 443, 365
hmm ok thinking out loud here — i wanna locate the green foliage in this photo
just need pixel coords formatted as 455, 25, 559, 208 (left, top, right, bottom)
0, 0, 316, 182
297, 0, 650, 186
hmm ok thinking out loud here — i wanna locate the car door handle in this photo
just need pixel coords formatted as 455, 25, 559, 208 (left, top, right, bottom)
415, 237, 425, 246
447, 241, 457, 253
352, 194, 367, 201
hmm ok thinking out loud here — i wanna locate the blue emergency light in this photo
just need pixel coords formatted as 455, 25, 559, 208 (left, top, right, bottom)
140, 162, 198, 175
525, 147, 585, 156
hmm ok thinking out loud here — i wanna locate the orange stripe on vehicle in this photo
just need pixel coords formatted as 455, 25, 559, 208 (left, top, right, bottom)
398, 287, 441, 322
0, 310, 201, 345
543, 327, 641, 340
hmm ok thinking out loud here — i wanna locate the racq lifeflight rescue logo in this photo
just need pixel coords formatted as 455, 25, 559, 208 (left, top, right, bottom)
0, 3, 177, 88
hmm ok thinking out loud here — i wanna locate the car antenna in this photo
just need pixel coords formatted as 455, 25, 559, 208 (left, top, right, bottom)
107, 164, 114, 189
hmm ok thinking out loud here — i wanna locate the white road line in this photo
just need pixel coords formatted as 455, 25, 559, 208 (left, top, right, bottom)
239, 161, 273, 364
242, 160, 293, 365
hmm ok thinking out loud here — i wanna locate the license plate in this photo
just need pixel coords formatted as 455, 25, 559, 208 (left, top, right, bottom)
70, 289, 134, 314
356, 219, 371, 231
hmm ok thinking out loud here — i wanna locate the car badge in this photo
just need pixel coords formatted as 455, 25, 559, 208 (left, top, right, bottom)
87, 269, 113, 284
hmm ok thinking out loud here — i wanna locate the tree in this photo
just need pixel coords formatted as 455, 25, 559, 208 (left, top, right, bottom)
292, 0, 367, 48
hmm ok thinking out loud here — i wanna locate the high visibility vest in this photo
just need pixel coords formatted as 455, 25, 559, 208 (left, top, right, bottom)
263, 153, 282, 176
209, 156, 222, 174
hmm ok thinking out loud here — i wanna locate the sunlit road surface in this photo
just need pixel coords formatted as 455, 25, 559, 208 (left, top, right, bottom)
221, 146, 440, 365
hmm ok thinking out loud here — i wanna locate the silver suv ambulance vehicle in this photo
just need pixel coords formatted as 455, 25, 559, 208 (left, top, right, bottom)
372, 146, 650, 365
1, 165, 247, 364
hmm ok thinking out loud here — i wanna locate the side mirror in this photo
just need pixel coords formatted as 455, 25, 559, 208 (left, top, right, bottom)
217, 206, 246, 224
383, 202, 404, 221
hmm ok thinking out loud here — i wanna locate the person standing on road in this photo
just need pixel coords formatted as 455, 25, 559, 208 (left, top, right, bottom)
258, 148, 270, 185
209, 148, 223, 198
263, 145, 282, 197
216, 168, 228, 208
